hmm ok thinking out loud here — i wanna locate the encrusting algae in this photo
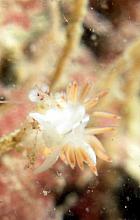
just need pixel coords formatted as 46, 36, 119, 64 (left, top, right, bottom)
0, 81, 119, 175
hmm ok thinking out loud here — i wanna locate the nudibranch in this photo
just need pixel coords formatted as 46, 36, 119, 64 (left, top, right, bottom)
28, 82, 119, 175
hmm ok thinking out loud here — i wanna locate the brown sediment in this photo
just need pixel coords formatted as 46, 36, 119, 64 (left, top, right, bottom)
0, 128, 24, 156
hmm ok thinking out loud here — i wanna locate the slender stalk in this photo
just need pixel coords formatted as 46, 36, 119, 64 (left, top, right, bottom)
50, 0, 88, 89
98, 39, 140, 110
122, 39, 140, 138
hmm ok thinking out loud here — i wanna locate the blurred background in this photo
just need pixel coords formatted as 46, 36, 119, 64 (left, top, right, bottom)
0, 0, 140, 219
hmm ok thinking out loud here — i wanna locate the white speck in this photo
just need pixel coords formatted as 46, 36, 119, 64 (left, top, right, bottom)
91, 34, 97, 41
85, 207, 89, 213
63, 15, 68, 23
42, 190, 51, 196
56, 170, 62, 177
126, 196, 130, 201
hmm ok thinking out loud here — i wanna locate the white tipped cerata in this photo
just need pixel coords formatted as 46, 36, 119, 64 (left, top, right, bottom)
29, 82, 118, 175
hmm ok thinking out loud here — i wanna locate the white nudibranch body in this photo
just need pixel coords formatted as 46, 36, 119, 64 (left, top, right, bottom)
28, 82, 118, 175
